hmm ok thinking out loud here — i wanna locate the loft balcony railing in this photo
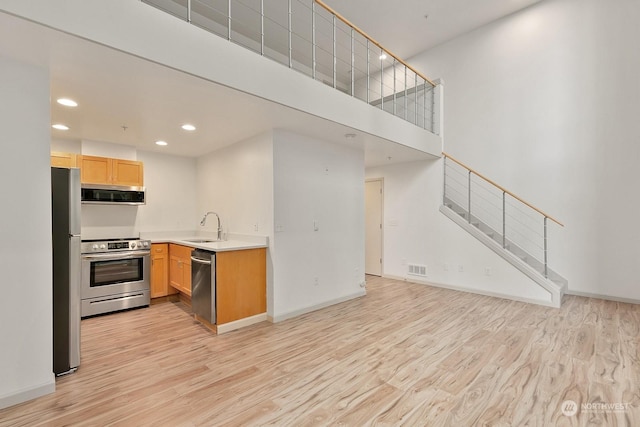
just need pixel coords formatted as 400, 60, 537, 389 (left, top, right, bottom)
443, 153, 565, 283
141, 0, 438, 132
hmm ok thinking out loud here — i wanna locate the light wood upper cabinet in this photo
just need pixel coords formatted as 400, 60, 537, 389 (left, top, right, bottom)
78, 155, 144, 186
113, 159, 144, 186
51, 152, 77, 168
78, 155, 110, 184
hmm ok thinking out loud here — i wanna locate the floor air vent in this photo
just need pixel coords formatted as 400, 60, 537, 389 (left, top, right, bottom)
408, 264, 427, 277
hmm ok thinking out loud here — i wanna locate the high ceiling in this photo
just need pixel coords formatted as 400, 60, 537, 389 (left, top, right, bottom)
0, 1, 541, 165
322, 0, 542, 59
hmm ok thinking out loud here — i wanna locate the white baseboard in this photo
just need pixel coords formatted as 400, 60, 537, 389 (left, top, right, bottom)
217, 313, 268, 334
565, 290, 640, 305
0, 375, 55, 410
382, 274, 558, 308
271, 289, 367, 323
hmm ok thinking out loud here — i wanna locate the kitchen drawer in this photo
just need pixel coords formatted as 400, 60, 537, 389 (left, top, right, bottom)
152, 244, 167, 255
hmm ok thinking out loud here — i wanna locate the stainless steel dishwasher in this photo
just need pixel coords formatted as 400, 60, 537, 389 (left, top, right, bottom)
191, 249, 216, 324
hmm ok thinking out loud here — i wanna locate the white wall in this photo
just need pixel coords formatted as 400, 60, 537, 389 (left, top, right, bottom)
196, 132, 274, 313
272, 130, 366, 320
366, 160, 551, 304
136, 150, 198, 233
51, 138, 80, 153
402, 0, 640, 300
0, 58, 55, 408
81, 139, 137, 160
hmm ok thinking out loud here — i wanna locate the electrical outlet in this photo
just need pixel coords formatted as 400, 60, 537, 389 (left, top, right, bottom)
444, 263, 449, 271
458, 264, 464, 272
314, 277, 319, 286
485, 267, 492, 276
254, 223, 259, 232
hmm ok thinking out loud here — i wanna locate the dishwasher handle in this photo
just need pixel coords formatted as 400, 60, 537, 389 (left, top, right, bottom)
191, 256, 212, 265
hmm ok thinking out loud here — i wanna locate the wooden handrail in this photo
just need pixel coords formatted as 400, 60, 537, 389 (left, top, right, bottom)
314, 0, 436, 87
442, 152, 564, 227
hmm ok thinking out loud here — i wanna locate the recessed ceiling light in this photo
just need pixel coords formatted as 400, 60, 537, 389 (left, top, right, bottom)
181, 124, 196, 131
379, 54, 387, 60
52, 124, 69, 130
155, 140, 168, 146
57, 98, 78, 107
345, 133, 357, 139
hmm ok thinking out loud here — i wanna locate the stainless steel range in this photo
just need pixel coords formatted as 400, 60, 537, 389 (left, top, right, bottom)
81, 238, 151, 317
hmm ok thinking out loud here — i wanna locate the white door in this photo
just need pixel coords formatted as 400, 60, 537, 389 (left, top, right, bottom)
365, 179, 383, 276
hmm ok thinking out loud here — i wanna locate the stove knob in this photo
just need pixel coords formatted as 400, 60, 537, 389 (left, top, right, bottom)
92, 244, 99, 250
99, 244, 106, 250
130, 242, 137, 249
143, 241, 149, 248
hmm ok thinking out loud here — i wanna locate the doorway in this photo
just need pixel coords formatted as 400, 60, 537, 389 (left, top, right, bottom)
365, 179, 383, 276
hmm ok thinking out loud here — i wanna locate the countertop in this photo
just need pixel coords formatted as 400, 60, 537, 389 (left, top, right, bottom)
142, 232, 268, 252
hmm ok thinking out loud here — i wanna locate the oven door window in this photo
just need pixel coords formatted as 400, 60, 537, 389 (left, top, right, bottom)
90, 257, 144, 287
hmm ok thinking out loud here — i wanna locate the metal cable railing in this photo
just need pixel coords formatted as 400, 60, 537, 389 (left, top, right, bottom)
140, 0, 438, 132
443, 152, 564, 279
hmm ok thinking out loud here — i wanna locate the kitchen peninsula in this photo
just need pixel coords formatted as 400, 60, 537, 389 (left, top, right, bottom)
145, 233, 268, 334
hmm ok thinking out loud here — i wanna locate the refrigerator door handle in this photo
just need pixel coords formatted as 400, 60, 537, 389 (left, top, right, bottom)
69, 168, 81, 236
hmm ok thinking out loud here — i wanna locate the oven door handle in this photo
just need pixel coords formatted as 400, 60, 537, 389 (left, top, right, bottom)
82, 250, 150, 260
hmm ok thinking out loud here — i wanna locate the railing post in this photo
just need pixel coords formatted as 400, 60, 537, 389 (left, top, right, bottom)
544, 217, 548, 278
187, 0, 191, 23
288, 0, 292, 68
443, 157, 447, 205
366, 40, 370, 104
332, 14, 336, 89
227, 0, 231, 41
260, 0, 264, 56
502, 192, 506, 248
380, 51, 384, 110
431, 83, 435, 132
404, 66, 408, 121
350, 28, 354, 96
414, 73, 418, 125
468, 170, 472, 223
392, 59, 396, 115
423, 80, 427, 130
311, 2, 316, 79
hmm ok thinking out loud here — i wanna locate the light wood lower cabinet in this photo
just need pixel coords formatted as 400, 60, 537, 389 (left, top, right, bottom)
216, 248, 267, 325
169, 244, 192, 296
150, 244, 177, 298
166, 244, 267, 326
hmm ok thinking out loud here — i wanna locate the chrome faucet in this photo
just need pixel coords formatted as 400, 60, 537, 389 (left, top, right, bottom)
200, 211, 222, 241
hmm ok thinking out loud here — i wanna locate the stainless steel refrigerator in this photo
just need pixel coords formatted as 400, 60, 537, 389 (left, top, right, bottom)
52, 167, 81, 376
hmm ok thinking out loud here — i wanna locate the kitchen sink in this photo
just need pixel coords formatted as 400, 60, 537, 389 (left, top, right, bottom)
184, 239, 217, 243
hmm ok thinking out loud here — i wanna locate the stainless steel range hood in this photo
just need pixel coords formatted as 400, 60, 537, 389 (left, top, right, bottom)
81, 184, 146, 205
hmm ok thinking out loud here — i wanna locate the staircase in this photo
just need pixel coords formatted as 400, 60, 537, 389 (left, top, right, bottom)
441, 153, 567, 308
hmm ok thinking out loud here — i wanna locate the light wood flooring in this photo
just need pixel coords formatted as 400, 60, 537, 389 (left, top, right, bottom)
1, 276, 639, 426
